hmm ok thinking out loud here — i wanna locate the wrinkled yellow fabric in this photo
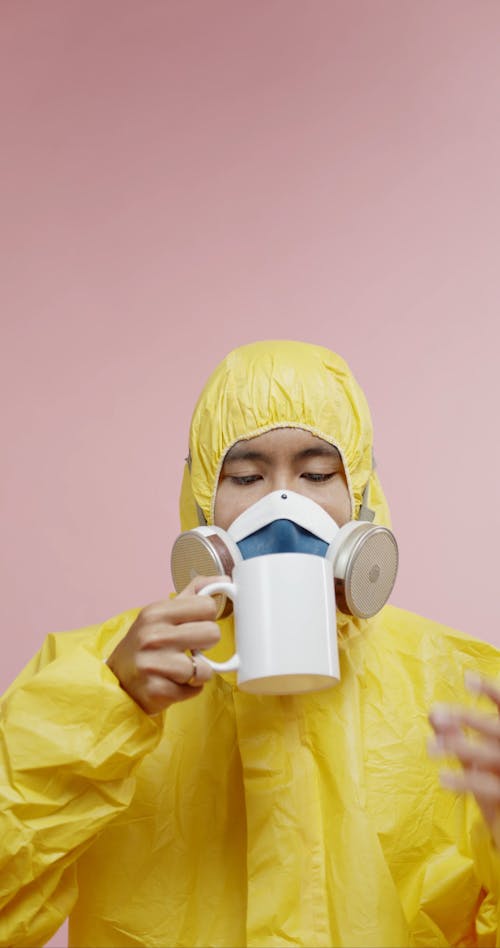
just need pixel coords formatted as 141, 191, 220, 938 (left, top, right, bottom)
2, 340, 500, 948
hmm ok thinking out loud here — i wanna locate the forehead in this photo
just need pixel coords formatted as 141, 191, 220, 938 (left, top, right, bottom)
223, 427, 342, 463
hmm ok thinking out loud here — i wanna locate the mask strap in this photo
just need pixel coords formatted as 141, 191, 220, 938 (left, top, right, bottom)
358, 451, 376, 522
186, 453, 207, 525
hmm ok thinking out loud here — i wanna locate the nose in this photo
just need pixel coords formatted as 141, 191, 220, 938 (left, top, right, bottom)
267, 469, 294, 494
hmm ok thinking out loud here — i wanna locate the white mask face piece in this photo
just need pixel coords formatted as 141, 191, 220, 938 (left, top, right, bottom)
227, 489, 340, 545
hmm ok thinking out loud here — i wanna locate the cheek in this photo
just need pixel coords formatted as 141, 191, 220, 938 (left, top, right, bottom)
324, 480, 352, 526
212, 489, 230, 529
213, 484, 250, 529
340, 491, 353, 524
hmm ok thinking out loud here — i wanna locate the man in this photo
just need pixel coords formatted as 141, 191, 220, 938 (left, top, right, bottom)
2, 339, 500, 947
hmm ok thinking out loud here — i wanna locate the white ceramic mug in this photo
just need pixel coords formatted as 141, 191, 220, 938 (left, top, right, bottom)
198, 552, 340, 695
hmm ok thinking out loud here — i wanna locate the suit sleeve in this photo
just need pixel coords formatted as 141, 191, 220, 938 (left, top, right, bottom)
0, 612, 164, 948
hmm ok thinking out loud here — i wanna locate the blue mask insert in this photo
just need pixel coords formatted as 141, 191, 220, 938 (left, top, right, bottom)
237, 519, 329, 560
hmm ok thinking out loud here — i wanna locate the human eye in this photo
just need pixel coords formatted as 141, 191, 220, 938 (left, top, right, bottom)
301, 471, 336, 482
229, 474, 263, 486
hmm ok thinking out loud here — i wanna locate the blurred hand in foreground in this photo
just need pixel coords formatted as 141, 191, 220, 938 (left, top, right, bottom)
429, 672, 500, 848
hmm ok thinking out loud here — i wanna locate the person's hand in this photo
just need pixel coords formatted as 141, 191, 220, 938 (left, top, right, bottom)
429, 673, 500, 847
106, 576, 224, 715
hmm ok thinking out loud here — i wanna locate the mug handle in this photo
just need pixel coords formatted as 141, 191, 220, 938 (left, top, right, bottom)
196, 582, 240, 672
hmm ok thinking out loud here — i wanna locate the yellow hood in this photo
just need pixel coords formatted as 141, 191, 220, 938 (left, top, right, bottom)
180, 340, 390, 530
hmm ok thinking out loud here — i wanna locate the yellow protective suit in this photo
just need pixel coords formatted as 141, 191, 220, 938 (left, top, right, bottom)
2, 340, 500, 948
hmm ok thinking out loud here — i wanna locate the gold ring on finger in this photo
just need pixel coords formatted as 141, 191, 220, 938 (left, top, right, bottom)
185, 652, 199, 687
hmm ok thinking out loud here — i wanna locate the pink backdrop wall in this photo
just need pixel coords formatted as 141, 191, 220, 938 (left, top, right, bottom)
2, 3, 500, 942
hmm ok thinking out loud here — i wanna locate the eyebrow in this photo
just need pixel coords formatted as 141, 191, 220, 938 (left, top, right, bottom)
223, 444, 342, 465
295, 446, 341, 461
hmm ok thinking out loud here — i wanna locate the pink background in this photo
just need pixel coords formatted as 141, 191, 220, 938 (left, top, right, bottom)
1, 3, 500, 942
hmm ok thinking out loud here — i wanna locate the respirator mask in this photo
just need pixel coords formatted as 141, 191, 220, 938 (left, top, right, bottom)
171, 489, 398, 620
